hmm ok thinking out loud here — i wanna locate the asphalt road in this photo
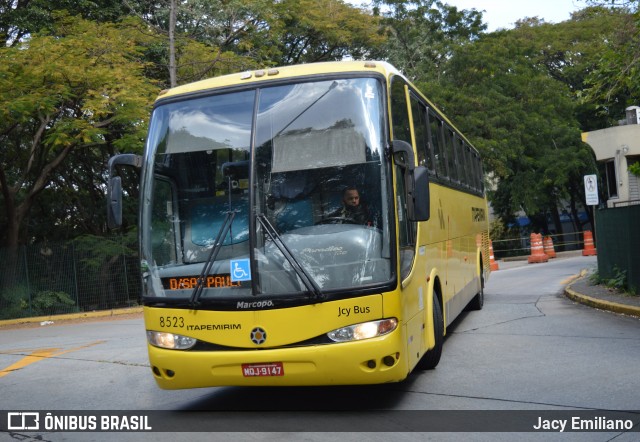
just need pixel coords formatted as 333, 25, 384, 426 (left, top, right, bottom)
1, 254, 639, 441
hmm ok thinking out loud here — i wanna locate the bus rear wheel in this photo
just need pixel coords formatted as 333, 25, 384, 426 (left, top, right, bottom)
416, 295, 443, 370
467, 273, 484, 311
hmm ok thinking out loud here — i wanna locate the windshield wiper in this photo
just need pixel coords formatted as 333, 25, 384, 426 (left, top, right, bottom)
190, 211, 236, 306
257, 214, 324, 300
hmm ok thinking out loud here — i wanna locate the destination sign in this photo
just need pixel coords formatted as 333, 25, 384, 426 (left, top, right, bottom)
161, 275, 241, 290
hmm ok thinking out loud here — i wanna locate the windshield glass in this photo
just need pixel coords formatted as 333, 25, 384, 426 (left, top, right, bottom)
140, 77, 392, 304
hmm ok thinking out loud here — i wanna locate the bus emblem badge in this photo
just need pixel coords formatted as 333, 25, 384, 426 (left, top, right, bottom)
250, 327, 267, 345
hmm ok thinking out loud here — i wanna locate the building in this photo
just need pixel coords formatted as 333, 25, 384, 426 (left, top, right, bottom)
581, 106, 640, 207
582, 106, 640, 295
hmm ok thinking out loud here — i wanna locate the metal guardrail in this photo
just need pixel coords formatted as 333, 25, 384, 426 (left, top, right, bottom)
492, 231, 585, 256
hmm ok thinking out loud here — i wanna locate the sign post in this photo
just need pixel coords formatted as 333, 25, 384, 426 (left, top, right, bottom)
584, 174, 598, 206
584, 174, 599, 241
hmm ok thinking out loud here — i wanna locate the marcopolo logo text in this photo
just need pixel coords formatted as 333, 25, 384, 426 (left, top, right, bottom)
237, 300, 274, 309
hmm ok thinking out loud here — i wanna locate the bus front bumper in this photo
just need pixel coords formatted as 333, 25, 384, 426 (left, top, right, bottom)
147, 329, 409, 389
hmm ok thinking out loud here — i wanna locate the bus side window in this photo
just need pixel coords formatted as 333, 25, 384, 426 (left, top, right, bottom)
429, 111, 446, 179
476, 153, 485, 193
458, 138, 470, 188
444, 128, 458, 183
390, 78, 411, 142
410, 94, 433, 172
465, 145, 475, 191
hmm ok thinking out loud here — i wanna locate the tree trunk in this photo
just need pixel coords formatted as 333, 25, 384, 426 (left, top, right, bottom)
0, 168, 20, 290
169, 0, 177, 87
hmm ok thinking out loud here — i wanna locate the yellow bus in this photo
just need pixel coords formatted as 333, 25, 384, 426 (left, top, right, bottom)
107, 61, 490, 389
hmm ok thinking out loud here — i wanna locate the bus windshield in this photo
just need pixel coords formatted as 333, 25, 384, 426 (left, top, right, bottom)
140, 77, 393, 304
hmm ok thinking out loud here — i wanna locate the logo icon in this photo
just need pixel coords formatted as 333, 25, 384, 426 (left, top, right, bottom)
230, 259, 251, 282
250, 327, 267, 345
8, 412, 40, 430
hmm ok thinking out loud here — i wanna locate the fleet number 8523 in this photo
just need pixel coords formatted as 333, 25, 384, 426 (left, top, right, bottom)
159, 316, 184, 328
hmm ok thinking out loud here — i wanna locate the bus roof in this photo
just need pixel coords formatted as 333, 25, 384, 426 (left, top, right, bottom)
156, 61, 400, 101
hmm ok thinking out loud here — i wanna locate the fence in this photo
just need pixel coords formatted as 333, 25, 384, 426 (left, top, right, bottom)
491, 231, 585, 259
0, 234, 140, 320
595, 205, 640, 295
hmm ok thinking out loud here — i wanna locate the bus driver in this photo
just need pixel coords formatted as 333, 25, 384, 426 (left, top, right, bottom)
329, 186, 371, 225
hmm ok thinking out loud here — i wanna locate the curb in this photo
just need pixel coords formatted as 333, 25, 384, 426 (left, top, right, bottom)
0, 306, 143, 327
564, 283, 640, 319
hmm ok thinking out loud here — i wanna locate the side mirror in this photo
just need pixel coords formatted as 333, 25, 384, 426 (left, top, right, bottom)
410, 166, 430, 221
392, 140, 415, 170
392, 140, 430, 221
107, 176, 123, 229
106, 154, 142, 229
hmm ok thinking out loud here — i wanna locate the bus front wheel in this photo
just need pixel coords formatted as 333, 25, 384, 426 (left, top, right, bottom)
416, 295, 443, 370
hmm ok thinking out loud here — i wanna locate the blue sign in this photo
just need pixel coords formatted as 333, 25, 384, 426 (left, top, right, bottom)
230, 259, 252, 282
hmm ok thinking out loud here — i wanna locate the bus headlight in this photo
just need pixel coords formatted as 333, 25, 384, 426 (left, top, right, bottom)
327, 318, 398, 342
147, 330, 196, 350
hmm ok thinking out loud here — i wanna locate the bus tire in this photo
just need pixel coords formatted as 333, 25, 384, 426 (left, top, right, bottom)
467, 272, 484, 311
417, 295, 443, 370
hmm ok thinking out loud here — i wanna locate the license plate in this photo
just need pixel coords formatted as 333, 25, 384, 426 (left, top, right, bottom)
242, 362, 284, 377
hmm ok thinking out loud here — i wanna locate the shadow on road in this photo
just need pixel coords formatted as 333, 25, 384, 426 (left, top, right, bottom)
180, 383, 410, 411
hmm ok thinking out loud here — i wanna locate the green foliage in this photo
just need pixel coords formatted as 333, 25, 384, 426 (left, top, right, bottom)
273, 0, 385, 65
0, 14, 160, 248
422, 8, 629, 229
0, 0, 131, 47
372, 0, 485, 80
581, 7, 640, 117
489, 219, 525, 258
124, 0, 384, 86
0, 286, 78, 318
0, 1, 391, 250
0, 284, 31, 320
589, 267, 630, 292
32, 291, 78, 315
629, 161, 640, 177
73, 230, 138, 272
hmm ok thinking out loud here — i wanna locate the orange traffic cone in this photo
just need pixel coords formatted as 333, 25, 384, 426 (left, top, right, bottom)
543, 236, 556, 258
528, 233, 549, 264
582, 230, 597, 256
489, 240, 499, 271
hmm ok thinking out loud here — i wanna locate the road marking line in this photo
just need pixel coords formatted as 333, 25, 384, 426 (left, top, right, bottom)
0, 341, 104, 378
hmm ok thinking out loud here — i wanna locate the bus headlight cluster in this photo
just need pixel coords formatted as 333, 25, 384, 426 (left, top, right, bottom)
327, 318, 398, 342
147, 330, 196, 350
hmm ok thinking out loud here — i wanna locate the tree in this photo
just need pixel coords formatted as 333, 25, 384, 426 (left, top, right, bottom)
423, 13, 625, 232
371, 0, 485, 81
125, 0, 278, 86
0, 15, 158, 258
125, 0, 385, 87
581, 5, 640, 120
0, 0, 131, 47
273, 0, 385, 65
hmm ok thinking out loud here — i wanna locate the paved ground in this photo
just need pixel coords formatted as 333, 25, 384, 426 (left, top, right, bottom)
497, 251, 640, 318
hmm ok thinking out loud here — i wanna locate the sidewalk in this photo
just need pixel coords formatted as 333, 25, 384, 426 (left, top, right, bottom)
565, 274, 640, 318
